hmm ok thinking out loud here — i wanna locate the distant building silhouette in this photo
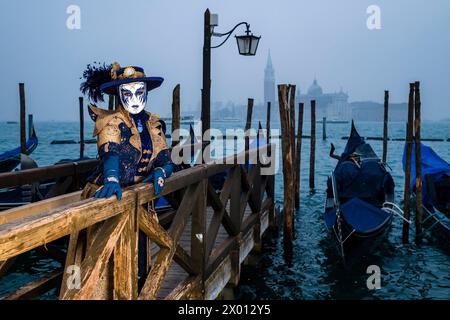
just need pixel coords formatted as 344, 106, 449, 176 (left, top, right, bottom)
264, 50, 275, 107
299, 79, 352, 121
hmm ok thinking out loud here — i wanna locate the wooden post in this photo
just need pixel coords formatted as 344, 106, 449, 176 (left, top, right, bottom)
108, 95, 114, 111
309, 100, 316, 190
245, 98, 254, 168
288, 85, 296, 212
414, 81, 423, 239
266, 102, 271, 144
28, 114, 34, 139
278, 85, 294, 248
191, 179, 207, 294
403, 83, 415, 243
79, 97, 85, 159
289, 86, 296, 170
19, 83, 26, 154
322, 117, 326, 140
171, 84, 181, 147
382, 90, 389, 163
295, 103, 304, 210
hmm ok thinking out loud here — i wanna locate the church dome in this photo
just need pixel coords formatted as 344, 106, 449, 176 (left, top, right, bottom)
307, 79, 323, 96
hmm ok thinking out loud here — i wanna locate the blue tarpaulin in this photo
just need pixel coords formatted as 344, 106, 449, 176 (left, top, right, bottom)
402, 143, 450, 209
324, 197, 392, 233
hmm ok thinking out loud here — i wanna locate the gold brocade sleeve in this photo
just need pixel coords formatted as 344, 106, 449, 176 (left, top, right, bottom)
94, 116, 123, 152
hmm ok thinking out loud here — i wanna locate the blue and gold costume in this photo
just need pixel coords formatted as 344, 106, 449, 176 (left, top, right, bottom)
86, 104, 174, 188
80, 62, 175, 199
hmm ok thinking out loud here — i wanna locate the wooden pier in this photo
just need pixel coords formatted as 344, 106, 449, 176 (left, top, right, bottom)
0, 143, 275, 300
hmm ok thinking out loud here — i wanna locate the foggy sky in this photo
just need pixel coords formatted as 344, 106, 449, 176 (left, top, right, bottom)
1, 0, 449, 121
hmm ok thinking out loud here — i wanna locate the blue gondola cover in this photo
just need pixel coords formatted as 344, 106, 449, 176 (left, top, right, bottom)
325, 197, 392, 233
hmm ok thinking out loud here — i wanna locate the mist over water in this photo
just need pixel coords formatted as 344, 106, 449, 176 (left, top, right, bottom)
0, 120, 449, 299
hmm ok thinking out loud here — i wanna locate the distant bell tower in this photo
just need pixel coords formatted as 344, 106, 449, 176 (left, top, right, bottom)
264, 50, 275, 106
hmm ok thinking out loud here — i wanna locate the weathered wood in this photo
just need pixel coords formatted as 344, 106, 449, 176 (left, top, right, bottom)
322, 117, 327, 140
289, 85, 296, 171
382, 90, 389, 163
0, 191, 82, 225
414, 81, 423, 239
245, 98, 254, 169
62, 211, 129, 300
113, 207, 137, 300
278, 84, 294, 246
295, 103, 304, 210
139, 183, 201, 300
309, 100, 316, 190
0, 141, 275, 300
0, 194, 134, 262
205, 171, 235, 257
206, 182, 236, 236
139, 206, 173, 249
28, 114, 33, 139
191, 179, 207, 277
174, 244, 195, 275
1, 270, 62, 300
171, 84, 181, 147
19, 83, 26, 155
164, 276, 202, 300
59, 231, 85, 298
138, 248, 172, 300
108, 95, 114, 111
79, 97, 85, 159
266, 101, 271, 144
403, 83, 415, 243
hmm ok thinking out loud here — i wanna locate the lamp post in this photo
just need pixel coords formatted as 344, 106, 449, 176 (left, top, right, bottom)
201, 8, 261, 139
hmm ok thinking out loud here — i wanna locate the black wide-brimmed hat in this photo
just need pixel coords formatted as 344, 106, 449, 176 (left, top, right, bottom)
100, 62, 163, 95
80, 62, 164, 102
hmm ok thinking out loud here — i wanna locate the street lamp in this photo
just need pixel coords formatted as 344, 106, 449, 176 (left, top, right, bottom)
201, 9, 260, 140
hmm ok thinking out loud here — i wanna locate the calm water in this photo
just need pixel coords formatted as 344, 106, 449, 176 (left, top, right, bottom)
0, 119, 449, 300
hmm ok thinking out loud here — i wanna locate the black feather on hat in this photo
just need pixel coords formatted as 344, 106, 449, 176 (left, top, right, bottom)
80, 62, 112, 102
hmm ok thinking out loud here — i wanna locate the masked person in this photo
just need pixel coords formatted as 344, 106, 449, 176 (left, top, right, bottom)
80, 62, 176, 200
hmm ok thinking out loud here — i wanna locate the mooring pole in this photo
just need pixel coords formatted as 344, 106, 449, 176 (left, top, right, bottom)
382, 90, 389, 163
108, 95, 114, 111
244, 98, 254, 169
171, 84, 181, 147
266, 101, 271, 145
114, 96, 120, 110
79, 97, 85, 159
19, 83, 26, 155
322, 117, 327, 140
28, 114, 34, 139
295, 103, 304, 210
278, 84, 294, 250
403, 83, 415, 243
414, 81, 423, 240
289, 86, 296, 173
309, 100, 316, 190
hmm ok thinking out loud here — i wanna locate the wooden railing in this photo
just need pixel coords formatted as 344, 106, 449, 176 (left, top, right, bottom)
0, 144, 275, 300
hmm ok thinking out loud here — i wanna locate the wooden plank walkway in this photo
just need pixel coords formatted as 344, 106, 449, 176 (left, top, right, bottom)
156, 203, 268, 299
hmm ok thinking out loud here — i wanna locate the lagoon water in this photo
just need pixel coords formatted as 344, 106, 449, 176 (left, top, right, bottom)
0, 119, 449, 299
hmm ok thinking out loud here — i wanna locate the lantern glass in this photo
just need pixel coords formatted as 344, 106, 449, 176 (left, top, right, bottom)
235, 34, 260, 56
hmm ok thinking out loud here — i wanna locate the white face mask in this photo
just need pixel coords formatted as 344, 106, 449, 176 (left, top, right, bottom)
119, 82, 147, 114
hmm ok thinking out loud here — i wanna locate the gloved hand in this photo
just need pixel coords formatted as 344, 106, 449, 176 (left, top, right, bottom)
95, 153, 122, 200
144, 165, 174, 196
95, 178, 123, 200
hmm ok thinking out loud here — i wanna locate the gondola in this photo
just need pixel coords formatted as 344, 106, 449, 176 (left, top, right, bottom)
402, 143, 450, 242
0, 126, 38, 173
324, 121, 402, 263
